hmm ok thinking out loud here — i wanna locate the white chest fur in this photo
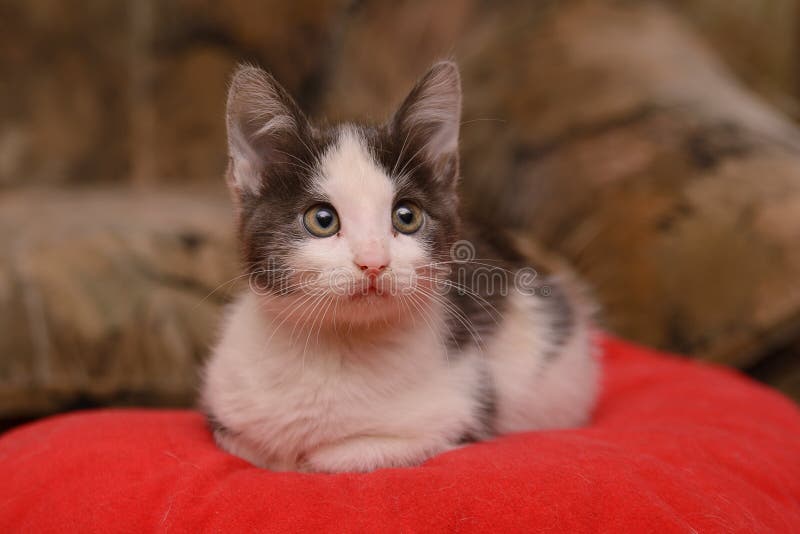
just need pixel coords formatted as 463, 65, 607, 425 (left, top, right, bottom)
202, 291, 483, 470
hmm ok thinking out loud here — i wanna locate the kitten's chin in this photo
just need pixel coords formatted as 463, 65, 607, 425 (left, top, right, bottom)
330, 292, 409, 327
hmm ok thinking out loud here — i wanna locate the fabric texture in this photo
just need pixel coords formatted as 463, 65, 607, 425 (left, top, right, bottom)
1, 336, 799, 533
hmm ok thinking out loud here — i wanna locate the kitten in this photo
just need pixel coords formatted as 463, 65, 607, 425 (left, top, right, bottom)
200, 61, 600, 473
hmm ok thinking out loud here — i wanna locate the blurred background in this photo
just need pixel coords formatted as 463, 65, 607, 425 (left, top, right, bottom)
1, 0, 799, 429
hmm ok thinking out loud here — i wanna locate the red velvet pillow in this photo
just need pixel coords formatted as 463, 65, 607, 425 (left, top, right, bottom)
2, 336, 799, 532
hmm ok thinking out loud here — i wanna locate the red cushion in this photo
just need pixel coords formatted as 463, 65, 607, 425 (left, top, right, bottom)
2, 336, 799, 533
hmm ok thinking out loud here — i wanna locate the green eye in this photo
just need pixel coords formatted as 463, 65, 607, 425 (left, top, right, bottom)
392, 201, 424, 234
303, 204, 340, 237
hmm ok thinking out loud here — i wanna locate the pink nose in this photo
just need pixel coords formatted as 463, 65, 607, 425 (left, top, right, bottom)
354, 243, 389, 276
356, 262, 387, 277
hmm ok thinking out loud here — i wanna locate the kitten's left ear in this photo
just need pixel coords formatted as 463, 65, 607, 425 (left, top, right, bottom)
391, 61, 462, 184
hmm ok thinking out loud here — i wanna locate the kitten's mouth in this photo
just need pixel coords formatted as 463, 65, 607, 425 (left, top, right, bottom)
349, 284, 390, 300
348, 277, 394, 300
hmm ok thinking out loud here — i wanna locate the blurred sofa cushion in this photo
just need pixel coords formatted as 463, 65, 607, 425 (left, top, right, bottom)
0, 187, 237, 420
1, 336, 798, 532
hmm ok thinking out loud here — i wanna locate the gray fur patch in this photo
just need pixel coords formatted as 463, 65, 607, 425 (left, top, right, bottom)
543, 280, 576, 356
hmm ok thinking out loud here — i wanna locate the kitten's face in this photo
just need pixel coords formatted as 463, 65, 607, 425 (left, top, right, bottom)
227, 63, 462, 327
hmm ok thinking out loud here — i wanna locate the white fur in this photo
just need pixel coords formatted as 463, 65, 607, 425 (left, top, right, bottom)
202, 130, 599, 472
282, 127, 431, 325
486, 291, 599, 433
203, 292, 483, 472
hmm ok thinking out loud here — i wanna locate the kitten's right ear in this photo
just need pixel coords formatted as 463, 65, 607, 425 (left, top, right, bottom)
226, 65, 308, 194
390, 61, 462, 187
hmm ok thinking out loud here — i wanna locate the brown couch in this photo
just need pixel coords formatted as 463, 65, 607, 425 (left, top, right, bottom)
2, 0, 798, 425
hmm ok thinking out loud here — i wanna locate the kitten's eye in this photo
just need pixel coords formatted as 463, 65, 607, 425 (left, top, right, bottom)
392, 201, 423, 234
303, 204, 340, 237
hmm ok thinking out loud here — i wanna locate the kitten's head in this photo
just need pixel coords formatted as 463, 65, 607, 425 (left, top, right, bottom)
226, 61, 461, 327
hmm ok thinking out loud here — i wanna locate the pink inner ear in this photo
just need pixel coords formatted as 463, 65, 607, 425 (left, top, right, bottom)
393, 62, 462, 169
225, 65, 309, 194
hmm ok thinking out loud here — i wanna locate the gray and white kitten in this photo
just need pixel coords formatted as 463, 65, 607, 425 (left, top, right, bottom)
201, 61, 600, 473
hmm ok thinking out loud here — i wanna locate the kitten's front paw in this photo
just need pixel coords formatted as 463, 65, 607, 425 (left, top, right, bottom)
216, 431, 302, 471
302, 436, 451, 473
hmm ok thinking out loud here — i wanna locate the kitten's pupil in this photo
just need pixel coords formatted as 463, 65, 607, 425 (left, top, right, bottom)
398, 207, 414, 224
316, 210, 333, 228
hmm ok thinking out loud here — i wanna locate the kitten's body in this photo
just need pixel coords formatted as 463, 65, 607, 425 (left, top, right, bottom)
201, 63, 600, 473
